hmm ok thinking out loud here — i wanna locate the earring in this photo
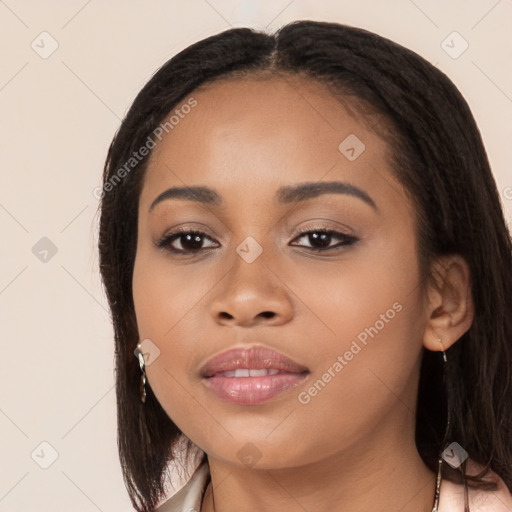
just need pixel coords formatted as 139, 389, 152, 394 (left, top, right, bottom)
437, 337, 447, 362
431, 337, 470, 512
134, 342, 147, 404
432, 337, 448, 512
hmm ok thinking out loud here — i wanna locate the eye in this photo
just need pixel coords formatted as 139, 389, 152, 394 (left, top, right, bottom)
156, 229, 218, 254
156, 227, 358, 255
290, 228, 358, 252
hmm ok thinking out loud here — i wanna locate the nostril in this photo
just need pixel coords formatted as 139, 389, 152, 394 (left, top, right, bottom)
259, 311, 275, 319
219, 312, 234, 319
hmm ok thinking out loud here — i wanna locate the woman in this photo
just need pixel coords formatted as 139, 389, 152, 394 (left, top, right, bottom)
97, 20, 512, 511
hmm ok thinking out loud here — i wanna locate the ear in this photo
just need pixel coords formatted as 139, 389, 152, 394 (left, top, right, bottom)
422, 254, 474, 353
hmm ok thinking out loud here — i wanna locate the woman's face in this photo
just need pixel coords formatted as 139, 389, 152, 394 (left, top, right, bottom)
132, 75, 430, 469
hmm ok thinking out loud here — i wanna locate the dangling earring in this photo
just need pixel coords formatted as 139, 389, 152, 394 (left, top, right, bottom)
432, 337, 448, 512
431, 337, 470, 512
134, 342, 147, 404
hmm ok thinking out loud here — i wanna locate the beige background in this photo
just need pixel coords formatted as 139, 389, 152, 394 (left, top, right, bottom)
1, 1, 511, 510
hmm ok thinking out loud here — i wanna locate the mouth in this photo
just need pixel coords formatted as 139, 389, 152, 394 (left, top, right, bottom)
199, 346, 310, 405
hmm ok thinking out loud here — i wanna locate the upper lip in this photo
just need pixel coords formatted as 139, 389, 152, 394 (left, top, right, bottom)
200, 345, 309, 378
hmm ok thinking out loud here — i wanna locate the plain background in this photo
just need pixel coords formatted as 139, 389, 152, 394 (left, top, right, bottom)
1, 1, 511, 510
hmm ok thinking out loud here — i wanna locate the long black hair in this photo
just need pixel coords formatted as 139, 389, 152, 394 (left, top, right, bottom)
97, 20, 512, 511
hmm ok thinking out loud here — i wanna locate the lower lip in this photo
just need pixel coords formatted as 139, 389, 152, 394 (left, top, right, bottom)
202, 373, 308, 405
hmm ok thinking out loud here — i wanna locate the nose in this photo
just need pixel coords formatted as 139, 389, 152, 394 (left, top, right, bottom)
209, 253, 293, 328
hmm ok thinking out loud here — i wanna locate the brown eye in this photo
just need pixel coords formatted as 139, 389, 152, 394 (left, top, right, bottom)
157, 230, 218, 253
290, 229, 358, 251
156, 227, 358, 255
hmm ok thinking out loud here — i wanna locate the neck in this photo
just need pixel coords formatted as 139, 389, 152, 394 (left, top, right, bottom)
201, 408, 437, 512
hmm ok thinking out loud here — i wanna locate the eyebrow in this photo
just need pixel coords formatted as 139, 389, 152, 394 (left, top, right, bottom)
149, 181, 377, 212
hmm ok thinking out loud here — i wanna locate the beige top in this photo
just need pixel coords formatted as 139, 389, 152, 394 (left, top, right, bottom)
156, 458, 512, 512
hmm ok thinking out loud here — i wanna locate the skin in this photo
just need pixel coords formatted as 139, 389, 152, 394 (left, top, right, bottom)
132, 75, 474, 512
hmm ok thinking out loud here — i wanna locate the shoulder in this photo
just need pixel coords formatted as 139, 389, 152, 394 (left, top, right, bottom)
439, 461, 512, 512
156, 458, 210, 512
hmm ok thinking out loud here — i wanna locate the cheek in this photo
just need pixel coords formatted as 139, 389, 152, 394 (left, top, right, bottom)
132, 249, 227, 437
132, 247, 217, 340
294, 225, 421, 349
290, 231, 424, 425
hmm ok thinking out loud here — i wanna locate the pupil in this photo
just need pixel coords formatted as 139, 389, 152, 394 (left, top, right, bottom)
183, 234, 203, 250
310, 232, 330, 247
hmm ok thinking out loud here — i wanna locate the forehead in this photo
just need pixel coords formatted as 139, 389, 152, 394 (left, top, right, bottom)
140, 75, 396, 208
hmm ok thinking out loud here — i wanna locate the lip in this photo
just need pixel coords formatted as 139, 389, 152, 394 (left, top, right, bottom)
200, 346, 310, 405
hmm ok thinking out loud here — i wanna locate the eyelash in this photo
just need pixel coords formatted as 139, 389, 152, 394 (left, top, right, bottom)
156, 226, 358, 255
